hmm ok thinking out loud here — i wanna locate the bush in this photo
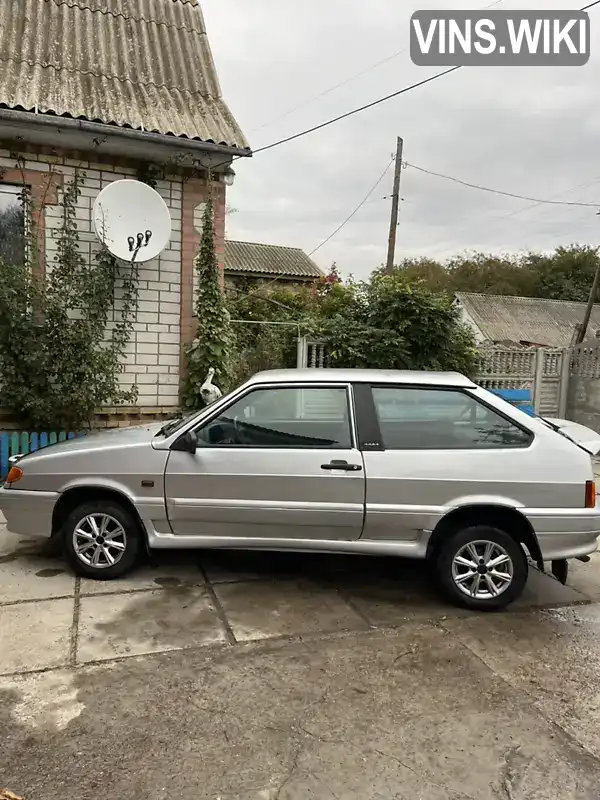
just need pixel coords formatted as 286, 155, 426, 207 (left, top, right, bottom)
0, 169, 139, 429
227, 268, 478, 379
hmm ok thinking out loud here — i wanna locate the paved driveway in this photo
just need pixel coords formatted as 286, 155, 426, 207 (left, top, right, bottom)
0, 515, 594, 676
3, 516, 600, 798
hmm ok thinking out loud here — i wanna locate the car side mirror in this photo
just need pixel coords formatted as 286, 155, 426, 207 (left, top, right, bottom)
172, 429, 198, 453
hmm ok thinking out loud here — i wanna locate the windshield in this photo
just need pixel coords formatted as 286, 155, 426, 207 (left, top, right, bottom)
155, 397, 223, 438
156, 411, 197, 438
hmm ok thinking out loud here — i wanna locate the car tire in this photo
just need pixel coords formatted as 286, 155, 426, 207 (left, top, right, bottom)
435, 525, 528, 611
63, 500, 143, 580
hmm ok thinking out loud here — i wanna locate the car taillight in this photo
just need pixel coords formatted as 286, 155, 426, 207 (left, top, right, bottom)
586, 480, 596, 508
5, 466, 23, 485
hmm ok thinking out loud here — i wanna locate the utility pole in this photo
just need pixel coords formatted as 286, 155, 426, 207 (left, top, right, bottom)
575, 216, 600, 345
385, 136, 404, 274
576, 259, 600, 344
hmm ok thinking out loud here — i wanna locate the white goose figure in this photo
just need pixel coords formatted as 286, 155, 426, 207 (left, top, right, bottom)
200, 367, 222, 406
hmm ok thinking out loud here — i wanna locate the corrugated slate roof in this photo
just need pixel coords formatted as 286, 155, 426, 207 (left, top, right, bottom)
224, 241, 324, 279
0, 0, 249, 149
456, 292, 600, 347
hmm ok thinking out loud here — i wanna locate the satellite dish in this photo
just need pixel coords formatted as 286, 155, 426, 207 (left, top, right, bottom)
92, 179, 172, 263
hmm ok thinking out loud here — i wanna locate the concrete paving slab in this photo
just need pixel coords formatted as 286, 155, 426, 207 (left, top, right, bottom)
2, 627, 600, 799
215, 578, 368, 641
514, 565, 589, 607
565, 552, 600, 601
309, 560, 586, 628
0, 598, 73, 675
441, 604, 600, 760
79, 551, 205, 595
77, 586, 228, 663
0, 526, 75, 604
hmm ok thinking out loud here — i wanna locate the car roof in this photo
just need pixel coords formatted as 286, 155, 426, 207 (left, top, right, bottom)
247, 368, 476, 388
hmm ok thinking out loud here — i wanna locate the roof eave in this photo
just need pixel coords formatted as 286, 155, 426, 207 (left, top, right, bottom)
224, 269, 319, 281
0, 108, 252, 166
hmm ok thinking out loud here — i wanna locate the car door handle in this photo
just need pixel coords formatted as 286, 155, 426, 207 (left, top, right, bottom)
321, 460, 362, 472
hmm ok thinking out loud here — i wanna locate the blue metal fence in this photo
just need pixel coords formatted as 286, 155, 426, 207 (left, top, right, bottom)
0, 430, 86, 480
488, 388, 535, 416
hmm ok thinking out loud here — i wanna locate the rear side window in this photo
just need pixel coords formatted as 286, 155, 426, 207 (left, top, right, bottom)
371, 386, 532, 450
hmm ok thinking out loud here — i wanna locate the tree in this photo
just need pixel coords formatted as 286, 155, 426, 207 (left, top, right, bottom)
183, 199, 233, 409
525, 245, 600, 301
445, 252, 536, 297
227, 270, 478, 381
379, 245, 600, 302
372, 257, 451, 291
320, 274, 477, 375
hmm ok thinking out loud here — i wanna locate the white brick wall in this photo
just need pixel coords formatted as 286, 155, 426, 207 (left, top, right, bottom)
37, 155, 183, 409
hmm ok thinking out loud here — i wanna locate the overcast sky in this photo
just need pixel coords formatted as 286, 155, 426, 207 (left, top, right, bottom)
202, 0, 600, 279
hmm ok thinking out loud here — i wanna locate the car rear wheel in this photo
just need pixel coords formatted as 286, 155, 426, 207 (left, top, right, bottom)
435, 525, 528, 611
63, 501, 142, 579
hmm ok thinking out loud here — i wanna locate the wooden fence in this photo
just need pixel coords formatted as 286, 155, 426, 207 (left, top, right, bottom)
0, 431, 86, 480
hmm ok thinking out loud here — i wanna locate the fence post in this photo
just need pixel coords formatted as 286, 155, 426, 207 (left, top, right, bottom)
558, 348, 570, 419
532, 348, 544, 414
296, 336, 307, 368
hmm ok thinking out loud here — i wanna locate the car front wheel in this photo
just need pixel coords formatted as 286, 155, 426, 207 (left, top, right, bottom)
436, 525, 528, 611
63, 501, 142, 579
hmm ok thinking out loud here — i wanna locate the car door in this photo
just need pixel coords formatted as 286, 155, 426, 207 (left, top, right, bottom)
164, 383, 366, 541
360, 384, 534, 542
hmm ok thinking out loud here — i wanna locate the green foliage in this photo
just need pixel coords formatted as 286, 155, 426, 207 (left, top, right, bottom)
525, 245, 599, 301
0, 169, 139, 429
381, 244, 600, 302
0, 200, 25, 266
318, 274, 478, 375
182, 199, 233, 410
228, 265, 478, 379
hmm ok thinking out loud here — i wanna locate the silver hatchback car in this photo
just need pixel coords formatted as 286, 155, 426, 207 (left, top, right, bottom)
1, 368, 599, 611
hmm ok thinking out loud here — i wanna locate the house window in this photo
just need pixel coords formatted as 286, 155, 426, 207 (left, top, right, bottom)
0, 184, 25, 266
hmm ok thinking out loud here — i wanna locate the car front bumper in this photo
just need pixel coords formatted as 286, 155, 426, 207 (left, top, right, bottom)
0, 486, 58, 538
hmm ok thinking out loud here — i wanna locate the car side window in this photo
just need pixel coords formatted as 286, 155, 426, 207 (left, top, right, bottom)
371, 386, 532, 450
195, 386, 353, 449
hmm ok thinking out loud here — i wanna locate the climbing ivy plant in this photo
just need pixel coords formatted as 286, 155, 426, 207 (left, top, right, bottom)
182, 198, 233, 410
0, 162, 142, 429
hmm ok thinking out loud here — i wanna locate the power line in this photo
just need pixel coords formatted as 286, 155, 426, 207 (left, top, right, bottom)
496, 177, 600, 220
220, 0, 600, 265
405, 162, 600, 208
412, 178, 600, 257
249, 0, 504, 135
309, 156, 396, 256
249, 49, 410, 135
251, 67, 461, 157
225, 0, 598, 166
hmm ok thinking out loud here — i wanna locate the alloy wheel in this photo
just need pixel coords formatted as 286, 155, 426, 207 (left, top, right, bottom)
72, 513, 128, 569
451, 539, 514, 599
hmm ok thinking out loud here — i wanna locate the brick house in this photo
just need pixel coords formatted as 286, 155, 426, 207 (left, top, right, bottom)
0, 0, 249, 424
